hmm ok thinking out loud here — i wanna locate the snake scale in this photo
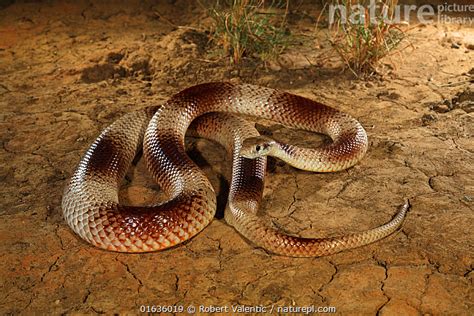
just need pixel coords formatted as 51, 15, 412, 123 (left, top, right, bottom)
62, 82, 408, 257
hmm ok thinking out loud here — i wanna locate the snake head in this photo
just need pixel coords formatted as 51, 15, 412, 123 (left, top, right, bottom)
240, 136, 276, 159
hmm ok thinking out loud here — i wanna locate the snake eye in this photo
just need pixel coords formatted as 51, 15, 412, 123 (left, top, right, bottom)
255, 145, 261, 152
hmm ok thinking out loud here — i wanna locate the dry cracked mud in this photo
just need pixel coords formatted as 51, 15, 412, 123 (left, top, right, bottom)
0, 1, 472, 315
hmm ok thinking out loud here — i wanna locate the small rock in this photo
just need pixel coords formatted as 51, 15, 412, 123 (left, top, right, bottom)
430, 101, 451, 113
123, 53, 151, 75
459, 101, 474, 113
421, 113, 437, 126
377, 91, 400, 100
106, 52, 124, 64
446, 31, 463, 44
451, 42, 461, 49
464, 34, 474, 50
365, 82, 374, 88
388, 92, 400, 99
442, 99, 452, 106
454, 87, 474, 103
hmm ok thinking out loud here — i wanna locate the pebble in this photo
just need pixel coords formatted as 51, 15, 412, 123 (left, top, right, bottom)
459, 101, 474, 113
421, 113, 437, 126
377, 91, 400, 100
451, 43, 461, 49
430, 101, 451, 113
464, 34, 474, 50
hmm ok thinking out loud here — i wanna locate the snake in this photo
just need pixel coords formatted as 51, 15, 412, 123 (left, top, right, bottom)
62, 82, 408, 256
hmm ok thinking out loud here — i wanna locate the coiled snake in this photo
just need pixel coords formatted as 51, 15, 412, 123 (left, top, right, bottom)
62, 82, 408, 257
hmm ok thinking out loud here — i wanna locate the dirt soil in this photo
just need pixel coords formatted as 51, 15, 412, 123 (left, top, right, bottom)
0, 1, 472, 315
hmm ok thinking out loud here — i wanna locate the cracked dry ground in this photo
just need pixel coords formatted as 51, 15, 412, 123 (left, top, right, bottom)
0, 2, 473, 315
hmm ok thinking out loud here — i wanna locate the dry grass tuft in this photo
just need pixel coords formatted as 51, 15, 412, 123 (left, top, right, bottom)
207, 0, 291, 65
327, 0, 408, 77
